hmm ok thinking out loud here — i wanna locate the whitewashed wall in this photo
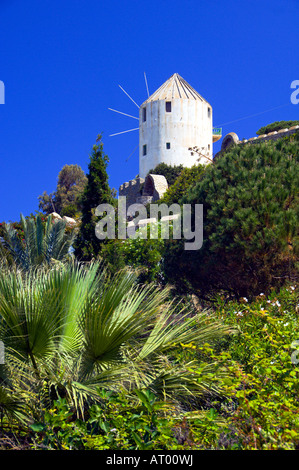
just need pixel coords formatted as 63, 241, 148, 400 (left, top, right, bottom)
139, 98, 213, 178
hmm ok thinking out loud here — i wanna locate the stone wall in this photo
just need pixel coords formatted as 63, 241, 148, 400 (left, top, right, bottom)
119, 174, 168, 216
241, 125, 299, 144
119, 177, 144, 207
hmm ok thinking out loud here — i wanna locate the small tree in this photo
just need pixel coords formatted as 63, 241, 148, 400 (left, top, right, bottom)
74, 135, 114, 261
38, 191, 56, 215
38, 164, 87, 217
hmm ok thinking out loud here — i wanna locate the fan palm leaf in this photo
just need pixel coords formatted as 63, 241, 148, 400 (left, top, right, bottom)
0, 386, 28, 425
1, 213, 76, 269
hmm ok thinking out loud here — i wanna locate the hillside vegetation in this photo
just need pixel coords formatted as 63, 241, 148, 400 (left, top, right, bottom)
0, 131, 298, 450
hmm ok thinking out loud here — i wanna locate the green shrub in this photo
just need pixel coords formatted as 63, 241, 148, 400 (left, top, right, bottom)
158, 164, 206, 206
29, 390, 233, 450
211, 284, 299, 449
148, 163, 184, 186
163, 132, 299, 297
256, 120, 299, 135
102, 223, 166, 283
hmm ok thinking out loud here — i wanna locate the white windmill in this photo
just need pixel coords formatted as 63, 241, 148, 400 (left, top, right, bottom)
109, 73, 222, 179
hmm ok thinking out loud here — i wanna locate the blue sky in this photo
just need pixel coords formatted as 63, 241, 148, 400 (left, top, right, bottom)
0, 0, 298, 222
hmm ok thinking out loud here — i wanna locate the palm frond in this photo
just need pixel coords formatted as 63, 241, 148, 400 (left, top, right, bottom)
79, 272, 170, 376
0, 385, 29, 425
137, 304, 233, 361
1, 213, 77, 270
1, 222, 29, 269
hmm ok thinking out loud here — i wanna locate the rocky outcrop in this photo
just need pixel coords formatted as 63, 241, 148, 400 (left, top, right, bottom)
49, 212, 77, 227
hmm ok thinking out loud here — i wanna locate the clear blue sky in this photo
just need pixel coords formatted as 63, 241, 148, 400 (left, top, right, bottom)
0, 0, 298, 222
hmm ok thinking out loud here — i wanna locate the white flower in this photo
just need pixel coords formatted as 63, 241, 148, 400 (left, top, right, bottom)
243, 297, 248, 302
290, 286, 295, 291
259, 293, 264, 296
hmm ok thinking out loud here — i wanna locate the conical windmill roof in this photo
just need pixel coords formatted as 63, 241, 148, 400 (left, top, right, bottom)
143, 73, 210, 104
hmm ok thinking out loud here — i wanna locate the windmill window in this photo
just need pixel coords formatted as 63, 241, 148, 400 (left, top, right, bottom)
143, 144, 147, 156
166, 101, 172, 112
208, 107, 211, 118
166, 142, 171, 149
142, 107, 146, 122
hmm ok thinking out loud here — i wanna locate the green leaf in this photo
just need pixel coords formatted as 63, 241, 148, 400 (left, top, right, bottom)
30, 422, 46, 433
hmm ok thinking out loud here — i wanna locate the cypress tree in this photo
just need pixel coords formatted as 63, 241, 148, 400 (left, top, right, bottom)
74, 134, 114, 261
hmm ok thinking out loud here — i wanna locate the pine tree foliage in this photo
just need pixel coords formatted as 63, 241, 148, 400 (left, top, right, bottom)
55, 165, 88, 216
163, 132, 299, 297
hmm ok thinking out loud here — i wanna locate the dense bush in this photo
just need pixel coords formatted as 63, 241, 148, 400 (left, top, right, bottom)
102, 235, 165, 283
147, 163, 184, 186
158, 164, 206, 206
162, 132, 299, 297
256, 120, 299, 135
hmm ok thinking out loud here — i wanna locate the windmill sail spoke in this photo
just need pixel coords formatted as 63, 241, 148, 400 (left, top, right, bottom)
118, 85, 140, 108
108, 108, 139, 120
109, 128, 139, 137
144, 72, 149, 98
126, 144, 139, 162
